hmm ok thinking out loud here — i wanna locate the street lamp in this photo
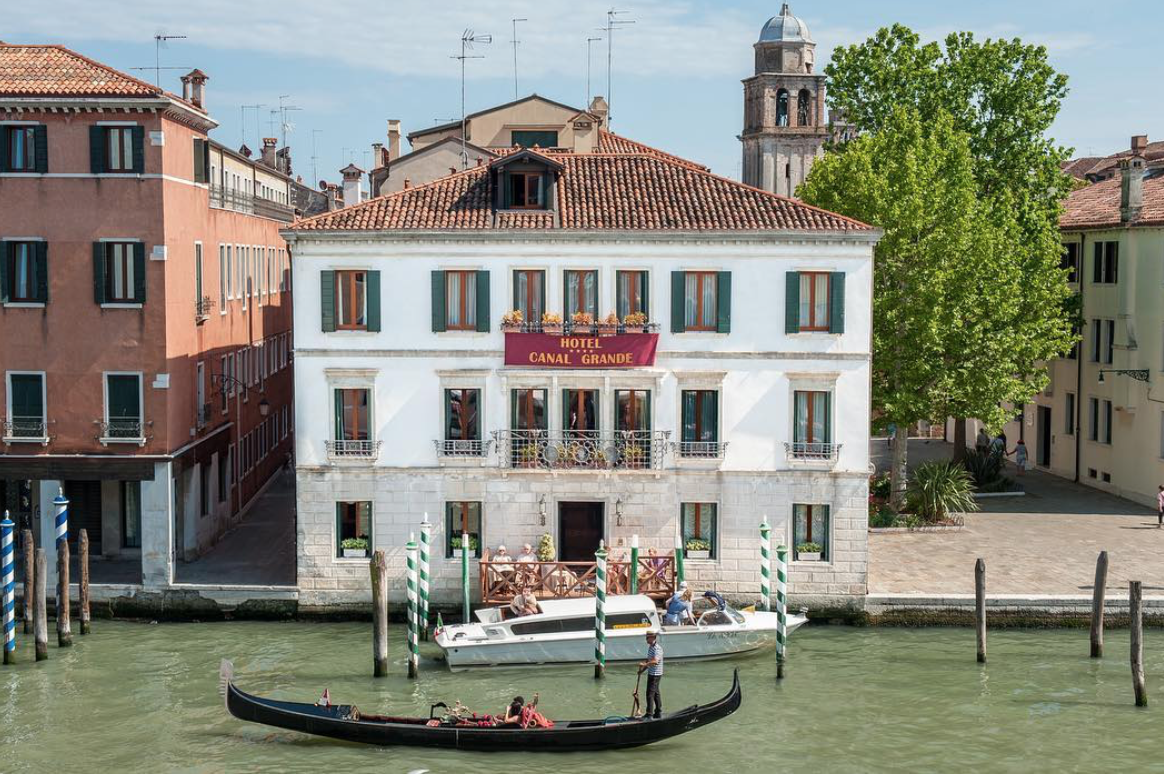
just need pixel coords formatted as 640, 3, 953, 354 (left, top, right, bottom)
615, 497, 624, 527
211, 373, 249, 517
1097, 369, 1150, 384
538, 494, 547, 527
259, 397, 271, 417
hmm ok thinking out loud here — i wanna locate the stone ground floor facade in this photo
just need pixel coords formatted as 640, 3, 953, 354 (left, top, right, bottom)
295, 465, 869, 613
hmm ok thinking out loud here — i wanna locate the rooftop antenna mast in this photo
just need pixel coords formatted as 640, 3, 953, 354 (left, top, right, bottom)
240, 104, 264, 150
600, 9, 634, 126
586, 36, 603, 106
452, 29, 492, 169
511, 18, 528, 100
311, 129, 323, 188
153, 33, 186, 86
278, 95, 301, 151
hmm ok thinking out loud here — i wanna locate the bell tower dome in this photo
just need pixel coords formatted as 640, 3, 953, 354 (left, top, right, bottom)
740, 4, 828, 197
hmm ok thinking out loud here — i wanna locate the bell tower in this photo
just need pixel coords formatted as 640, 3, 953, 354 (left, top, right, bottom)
740, 4, 828, 198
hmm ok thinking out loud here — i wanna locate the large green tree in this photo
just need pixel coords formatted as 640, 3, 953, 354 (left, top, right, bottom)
802, 26, 1076, 496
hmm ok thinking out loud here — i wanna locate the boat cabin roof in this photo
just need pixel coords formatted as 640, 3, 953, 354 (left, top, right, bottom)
532, 594, 657, 618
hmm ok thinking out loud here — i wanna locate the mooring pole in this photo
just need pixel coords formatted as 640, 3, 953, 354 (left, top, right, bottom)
418, 514, 431, 642
1089, 550, 1108, 658
33, 548, 47, 661
406, 536, 419, 679
674, 532, 685, 586
975, 558, 987, 664
760, 518, 771, 613
629, 534, 639, 595
22, 528, 33, 635
1131, 580, 1147, 707
79, 529, 91, 635
55, 490, 71, 648
2, 514, 16, 664
594, 540, 608, 680
775, 543, 788, 679
461, 530, 471, 624
370, 549, 388, 678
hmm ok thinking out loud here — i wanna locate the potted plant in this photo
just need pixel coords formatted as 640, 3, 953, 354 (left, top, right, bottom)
571, 311, 594, 334
623, 311, 648, 332
501, 309, 524, 331
340, 537, 369, 558
598, 312, 620, 336
541, 311, 563, 335
536, 532, 556, 561
685, 537, 712, 560
451, 534, 479, 559
622, 442, 647, 469
796, 542, 823, 561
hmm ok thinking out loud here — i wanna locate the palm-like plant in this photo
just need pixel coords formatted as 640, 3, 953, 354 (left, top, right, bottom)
905, 461, 979, 523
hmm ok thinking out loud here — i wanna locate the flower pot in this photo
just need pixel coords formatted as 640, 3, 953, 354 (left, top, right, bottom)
597, 324, 618, 336
342, 548, 368, 559
542, 324, 563, 335
797, 551, 822, 562
452, 548, 475, 559
686, 550, 711, 560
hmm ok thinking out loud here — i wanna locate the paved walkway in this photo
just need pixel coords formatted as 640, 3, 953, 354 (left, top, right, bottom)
175, 467, 297, 586
869, 439, 1164, 595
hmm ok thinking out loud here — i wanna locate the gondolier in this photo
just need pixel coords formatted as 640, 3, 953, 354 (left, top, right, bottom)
640, 631, 664, 719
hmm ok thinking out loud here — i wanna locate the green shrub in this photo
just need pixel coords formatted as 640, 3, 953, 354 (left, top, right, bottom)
869, 473, 892, 500
536, 532, 556, 561
451, 535, 479, 551
340, 537, 368, 551
685, 538, 712, 552
796, 542, 823, 554
977, 476, 1019, 494
905, 461, 979, 522
869, 505, 899, 528
962, 448, 1004, 487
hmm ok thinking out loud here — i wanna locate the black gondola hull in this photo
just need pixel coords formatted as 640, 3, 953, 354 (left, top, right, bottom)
225, 670, 740, 752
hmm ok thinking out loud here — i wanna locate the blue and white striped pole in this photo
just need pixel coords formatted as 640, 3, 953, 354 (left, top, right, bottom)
53, 489, 69, 547
53, 489, 72, 648
2, 513, 15, 664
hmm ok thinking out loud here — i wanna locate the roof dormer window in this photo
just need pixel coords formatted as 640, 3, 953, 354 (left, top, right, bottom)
509, 172, 546, 209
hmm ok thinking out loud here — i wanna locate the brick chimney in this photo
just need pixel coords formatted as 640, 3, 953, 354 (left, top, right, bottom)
588, 96, 609, 129
387, 120, 402, 161
371, 142, 384, 169
180, 69, 209, 109
1121, 135, 1147, 223
1131, 135, 1148, 154
260, 137, 278, 169
340, 163, 364, 206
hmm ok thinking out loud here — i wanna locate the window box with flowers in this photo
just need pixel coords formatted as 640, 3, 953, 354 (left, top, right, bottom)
597, 312, 620, 336
501, 309, 524, 331
541, 311, 563, 335
571, 311, 595, 334
623, 311, 650, 333
340, 537, 369, 559
685, 537, 712, 560
451, 533, 479, 559
796, 542, 823, 562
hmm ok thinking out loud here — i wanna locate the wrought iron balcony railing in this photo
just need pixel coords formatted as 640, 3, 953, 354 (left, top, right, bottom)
195, 295, 215, 321
493, 429, 670, 470
785, 441, 842, 462
3, 417, 48, 442
502, 320, 661, 335
209, 184, 295, 223
434, 438, 492, 457
325, 439, 383, 459
196, 403, 213, 429
99, 419, 145, 443
673, 440, 728, 459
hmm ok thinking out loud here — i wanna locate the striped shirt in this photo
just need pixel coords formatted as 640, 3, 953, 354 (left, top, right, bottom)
646, 642, 663, 676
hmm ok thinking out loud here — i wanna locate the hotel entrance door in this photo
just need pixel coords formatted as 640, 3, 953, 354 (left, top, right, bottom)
558, 501, 604, 561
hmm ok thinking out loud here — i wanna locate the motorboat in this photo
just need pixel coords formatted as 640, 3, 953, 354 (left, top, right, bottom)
434, 593, 807, 670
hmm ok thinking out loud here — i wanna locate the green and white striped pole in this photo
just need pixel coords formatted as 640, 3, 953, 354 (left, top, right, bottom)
629, 534, 639, 595
594, 540, 608, 680
760, 518, 771, 613
461, 530, 471, 624
418, 514, 431, 642
674, 532, 685, 587
406, 536, 419, 679
776, 543, 788, 680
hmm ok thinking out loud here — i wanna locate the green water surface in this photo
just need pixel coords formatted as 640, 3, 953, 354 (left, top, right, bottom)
1, 622, 1161, 772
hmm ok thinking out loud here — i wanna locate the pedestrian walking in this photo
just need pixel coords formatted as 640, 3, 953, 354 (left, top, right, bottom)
990, 432, 1007, 457
639, 631, 664, 719
886, 422, 897, 449
975, 427, 991, 455
1157, 485, 1164, 528
1012, 439, 1028, 476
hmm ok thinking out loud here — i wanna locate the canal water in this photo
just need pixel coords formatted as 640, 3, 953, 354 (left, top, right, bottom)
1, 622, 1161, 772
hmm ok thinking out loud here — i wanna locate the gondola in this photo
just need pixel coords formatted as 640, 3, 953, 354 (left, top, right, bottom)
222, 664, 741, 752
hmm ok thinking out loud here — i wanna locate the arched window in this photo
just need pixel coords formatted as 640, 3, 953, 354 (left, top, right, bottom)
776, 89, 789, 127
797, 89, 812, 127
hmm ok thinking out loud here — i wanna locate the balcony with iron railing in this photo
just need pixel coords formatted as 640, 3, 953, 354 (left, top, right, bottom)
3, 416, 49, 445
785, 441, 842, 466
493, 429, 671, 470
325, 439, 383, 460
98, 418, 146, 446
195, 296, 215, 322
196, 403, 213, 430
673, 440, 728, 460
433, 438, 492, 458
502, 320, 661, 336
209, 184, 295, 223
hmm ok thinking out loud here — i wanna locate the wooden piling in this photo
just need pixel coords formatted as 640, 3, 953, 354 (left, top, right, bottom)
22, 529, 33, 635
57, 538, 71, 647
79, 529, 91, 635
33, 548, 47, 661
370, 549, 388, 678
1130, 580, 1147, 707
975, 558, 986, 664
1089, 550, 1108, 658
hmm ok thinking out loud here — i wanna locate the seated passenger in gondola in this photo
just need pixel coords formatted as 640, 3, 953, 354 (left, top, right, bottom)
503, 695, 527, 725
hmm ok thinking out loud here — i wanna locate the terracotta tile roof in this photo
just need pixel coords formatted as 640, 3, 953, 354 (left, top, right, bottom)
1060, 172, 1164, 230
596, 130, 709, 171
0, 43, 165, 99
1062, 142, 1164, 182
290, 139, 872, 234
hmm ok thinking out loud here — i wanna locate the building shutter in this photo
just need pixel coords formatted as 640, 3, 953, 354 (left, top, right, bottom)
0, 128, 9, 172
431, 270, 447, 332
1092, 242, 1103, 284
108, 375, 141, 420
33, 125, 48, 173
333, 389, 344, 440
11, 374, 43, 420
0, 242, 9, 303
193, 138, 207, 183
319, 270, 336, 332
92, 243, 106, 304
366, 270, 381, 332
670, 271, 685, 333
828, 272, 845, 334
35, 242, 48, 303
640, 271, 650, 318
475, 270, 490, 332
132, 243, 146, 302
131, 126, 145, 173
715, 271, 731, 334
89, 126, 105, 173
785, 271, 800, 334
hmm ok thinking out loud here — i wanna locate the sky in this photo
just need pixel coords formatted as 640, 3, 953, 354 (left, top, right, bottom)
5, 0, 1160, 187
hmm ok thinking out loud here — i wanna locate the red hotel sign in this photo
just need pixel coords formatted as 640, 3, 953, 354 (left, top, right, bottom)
505, 332, 659, 368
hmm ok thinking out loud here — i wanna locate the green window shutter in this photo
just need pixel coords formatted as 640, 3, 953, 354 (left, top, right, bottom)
89, 127, 105, 173
132, 243, 146, 303
716, 271, 731, 334
11, 374, 43, 419
333, 389, 343, 439
475, 270, 490, 332
681, 391, 695, 442
824, 393, 833, 443
1092, 242, 1102, 284
431, 270, 447, 332
192, 139, 206, 183
828, 272, 845, 334
785, 271, 800, 334
366, 270, 381, 332
131, 126, 145, 173
640, 271, 650, 318
107, 375, 140, 419
92, 242, 106, 304
35, 242, 48, 303
0, 242, 9, 303
33, 125, 48, 173
444, 390, 453, 441
0, 128, 9, 172
319, 270, 336, 332
670, 271, 686, 333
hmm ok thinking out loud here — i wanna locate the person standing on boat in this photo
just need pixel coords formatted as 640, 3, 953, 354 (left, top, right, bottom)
640, 632, 664, 719
663, 582, 694, 626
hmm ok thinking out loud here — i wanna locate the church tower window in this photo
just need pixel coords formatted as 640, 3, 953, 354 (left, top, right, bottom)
776, 90, 789, 127
797, 89, 812, 126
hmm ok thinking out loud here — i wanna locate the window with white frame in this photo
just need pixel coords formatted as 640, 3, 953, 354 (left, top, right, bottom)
681, 503, 717, 559
5, 371, 46, 439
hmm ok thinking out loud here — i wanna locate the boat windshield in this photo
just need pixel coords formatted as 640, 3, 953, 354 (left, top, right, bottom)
696, 607, 745, 627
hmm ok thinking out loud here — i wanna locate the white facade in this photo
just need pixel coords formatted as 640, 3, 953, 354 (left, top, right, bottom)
288, 231, 875, 611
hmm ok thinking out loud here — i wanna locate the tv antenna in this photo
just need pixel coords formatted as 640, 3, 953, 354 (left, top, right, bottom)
311, 129, 323, 188
511, 18, 528, 100
129, 32, 190, 89
240, 104, 265, 149
586, 36, 603, 106
452, 29, 492, 169
600, 9, 634, 126
278, 95, 301, 151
